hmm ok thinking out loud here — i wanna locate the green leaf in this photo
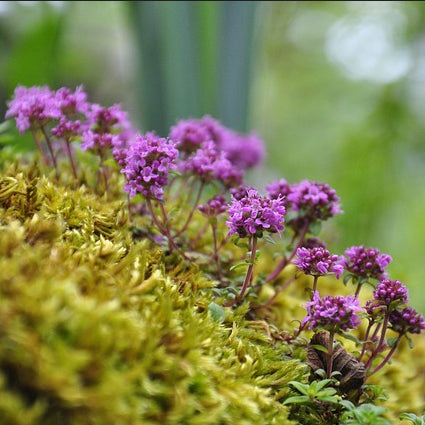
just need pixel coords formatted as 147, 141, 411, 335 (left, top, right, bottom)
310, 344, 328, 354
288, 380, 309, 395
282, 395, 310, 405
229, 262, 249, 272
208, 302, 225, 322
339, 332, 362, 345
386, 336, 399, 348
308, 220, 322, 236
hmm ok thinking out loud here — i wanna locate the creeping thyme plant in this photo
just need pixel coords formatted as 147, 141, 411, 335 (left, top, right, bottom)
1, 85, 424, 425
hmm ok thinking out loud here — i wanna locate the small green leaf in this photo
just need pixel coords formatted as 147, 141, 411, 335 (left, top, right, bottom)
308, 221, 322, 236
339, 332, 362, 345
208, 302, 225, 322
386, 336, 399, 348
282, 395, 310, 405
229, 262, 249, 272
288, 380, 309, 395
406, 334, 414, 349
311, 344, 328, 354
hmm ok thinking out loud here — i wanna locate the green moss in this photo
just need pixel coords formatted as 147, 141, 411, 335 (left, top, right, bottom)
0, 163, 306, 425
1, 160, 424, 424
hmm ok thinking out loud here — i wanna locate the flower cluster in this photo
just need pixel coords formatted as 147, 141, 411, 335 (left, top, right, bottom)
179, 141, 243, 187
304, 291, 363, 333
226, 189, 286, 238
5, 86, 63, 134
199, 195, 227, 218
266, 178, 292, 200
341, 246, 392, 281
294, 247, 344, 278
81, 104, 134, 154
121, 133, 178, 200
389, 307, 425, 335
373, 279, 409, 306
288, 179, 342, 223
170, 115, 265, 171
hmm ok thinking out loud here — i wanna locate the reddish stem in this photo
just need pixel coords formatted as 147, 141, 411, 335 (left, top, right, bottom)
224, 235, 258, 307
40, 125, 59, 179
265, 222, 309, 283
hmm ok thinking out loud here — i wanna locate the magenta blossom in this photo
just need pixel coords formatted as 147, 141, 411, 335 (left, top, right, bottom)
294, 247, 344, 278
287, 179, 342, 223
341, 246, 392, 281
199, 195, 227, 218
389, 307, 425, 335
226, 189, 285, 238
373, 279, 409, 306
304, 291, 363, 333
179, 141, 243, 187
6, 86, 62, 134
121, 133, 178, 200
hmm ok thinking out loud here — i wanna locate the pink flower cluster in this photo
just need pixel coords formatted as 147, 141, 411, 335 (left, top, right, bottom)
304, 291, 363, 333
226, 188, 286, 238
294, 247, 344, 278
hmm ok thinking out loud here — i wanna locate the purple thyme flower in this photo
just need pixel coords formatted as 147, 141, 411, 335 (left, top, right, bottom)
169, 118, 212, 153
341, 246, 392, 281
219, 131, 265, 170
287, 180, 342, 223
179, 141, 243, 187
266, 178, 293, 200
5, 86, 62, 134
294, 247, 344, 278
51, 118, 83, 139
230, 185, 255, 201
121, 133, 178, 200
198, 195, 227, 217
304, 291, 363, 332
301, 237, 327, 250
54, 86, 89, 116
81, 103, 134, 154
373, 279, 409, 306
389, 307, 425, 335
226, 188, 286, 238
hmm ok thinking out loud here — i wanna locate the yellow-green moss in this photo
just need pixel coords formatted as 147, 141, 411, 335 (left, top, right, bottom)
1, 160, 424, 425
0, 164, 305, 425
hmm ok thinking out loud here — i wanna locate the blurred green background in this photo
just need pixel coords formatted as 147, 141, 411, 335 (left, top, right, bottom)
1, 1, 424, 312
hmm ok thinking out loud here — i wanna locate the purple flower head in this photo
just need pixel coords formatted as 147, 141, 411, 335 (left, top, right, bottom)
81, 131, 119, 151
342, 246, 392, 281
389, 307, 425, 335
82, 103, 134, 154
121, 133, 178, 200
219, 131, 265, 170
373, 279, 409, 306
51, 118, 83, 140
6, 85, 62, 134
86, 103, 130, 133
198, 195, 227, 218
294, 247, 344, 278
198, 115, 228, 145
287, 180, 342, 223
54, 86, 89, 116
266, 178, 293, 200
179, 141, 243, 187
301, 237, 326, 250
169, 118, 211, 153
226, 189, 286, 239
304, 292, 363, 333
230, 185, 255, 201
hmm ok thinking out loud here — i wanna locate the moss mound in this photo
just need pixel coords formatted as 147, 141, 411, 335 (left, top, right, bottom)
0, 166, 306, 425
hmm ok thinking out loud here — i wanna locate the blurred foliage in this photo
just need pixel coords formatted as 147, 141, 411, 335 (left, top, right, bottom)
1, 1, 425, 313
251, 1, 425, 312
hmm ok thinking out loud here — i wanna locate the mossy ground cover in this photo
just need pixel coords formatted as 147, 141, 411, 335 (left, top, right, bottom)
0, 158, 424, 425
0, 163, 307, 425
